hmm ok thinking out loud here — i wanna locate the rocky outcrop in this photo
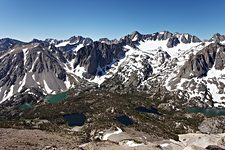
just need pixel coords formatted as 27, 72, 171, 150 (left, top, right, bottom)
198, 117, 225, 134
143, 31, 173, 41
167, 37, 180, 48
74, 42, 125, 78
178, 43, 225, 78
178, 33, 202, 44
209, 33, 225, 42
99, 38, 119, 45
0, 38, 23, 51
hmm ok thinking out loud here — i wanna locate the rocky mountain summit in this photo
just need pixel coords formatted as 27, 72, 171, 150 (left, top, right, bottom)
0, 31, 225, 109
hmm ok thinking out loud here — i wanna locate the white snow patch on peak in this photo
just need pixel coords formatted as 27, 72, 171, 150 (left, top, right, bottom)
55, 40, 83, 48
74, 44, 84, 52
55, 41, 70, 47
132, 35, 138, 41
159, 31, 166, 34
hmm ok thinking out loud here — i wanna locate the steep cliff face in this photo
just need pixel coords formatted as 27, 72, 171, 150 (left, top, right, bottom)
177, 43, 225, 78
74, 42, 125, 78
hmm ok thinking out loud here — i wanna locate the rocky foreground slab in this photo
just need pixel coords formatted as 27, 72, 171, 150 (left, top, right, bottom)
1, 128, 225, 150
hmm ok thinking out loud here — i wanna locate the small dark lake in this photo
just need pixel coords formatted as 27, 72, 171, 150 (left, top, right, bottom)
135, 106, 161, 115
186, 107, 225, 117
116, 115, 134, 126
63, 113, 86, 127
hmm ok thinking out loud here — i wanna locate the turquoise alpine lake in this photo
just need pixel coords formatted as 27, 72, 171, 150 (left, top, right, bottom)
19, 102, 33, 110
186, 107, 225, 117
45, 92, 68, 104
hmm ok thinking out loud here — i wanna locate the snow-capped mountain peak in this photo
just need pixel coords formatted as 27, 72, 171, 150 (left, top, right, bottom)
0, 31, 225, 108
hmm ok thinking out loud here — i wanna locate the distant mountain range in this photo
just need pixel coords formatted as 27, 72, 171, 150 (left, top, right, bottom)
1, 31, 225, 109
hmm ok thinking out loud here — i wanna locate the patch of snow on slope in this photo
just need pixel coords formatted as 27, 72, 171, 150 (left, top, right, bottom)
64, 76, 71, 89
204, 64, 224, 79
74, 65, 86, 79
18, 74, 27, 92
221, 41, 225, 45
0, 48, 16, 60
125, 140, 144, 147
160, 143, 170, 148
202, 56, 225, 105
55, 41, 70, 47
138, 40, 168, 54
132, 35, 138, 41
43, 80, 52, 93
31, 74, 37, 84
138, 39, 201, 58
207, 82, 222, 103
30, 57, 38, 72
2, 85, 15, 103
102, 127, 122, 141
74, 44, 84, 52
22, 48, 28, 66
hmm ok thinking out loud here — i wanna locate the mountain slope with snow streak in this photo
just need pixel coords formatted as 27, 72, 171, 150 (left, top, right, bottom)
0, 31, 225, 108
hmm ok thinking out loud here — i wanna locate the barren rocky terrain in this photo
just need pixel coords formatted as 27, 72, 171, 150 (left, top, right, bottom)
0, 128, 79, 150
1, 128, 225, 150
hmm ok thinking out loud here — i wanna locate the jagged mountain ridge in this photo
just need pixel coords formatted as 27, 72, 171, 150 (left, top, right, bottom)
0, 31, 225, 108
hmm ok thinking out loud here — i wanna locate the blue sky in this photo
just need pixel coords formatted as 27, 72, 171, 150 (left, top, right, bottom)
0, 0, 225, 41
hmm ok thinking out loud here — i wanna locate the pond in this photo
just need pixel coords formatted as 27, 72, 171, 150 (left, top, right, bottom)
19, 102, 33, 110
135, 106, 161, 115
116, 115, 134, 126
63, 113, 86, 127
45, 92, 68, 104
186, 107, 225, 117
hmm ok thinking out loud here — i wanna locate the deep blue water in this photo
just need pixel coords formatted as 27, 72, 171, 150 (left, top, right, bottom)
63, 113, 86, 127
116, 115, 134, 126
135, 106, 161, 115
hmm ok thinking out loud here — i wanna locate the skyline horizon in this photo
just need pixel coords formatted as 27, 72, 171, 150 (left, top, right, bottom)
0, 29, 223, 42
1, 0, 225, 42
